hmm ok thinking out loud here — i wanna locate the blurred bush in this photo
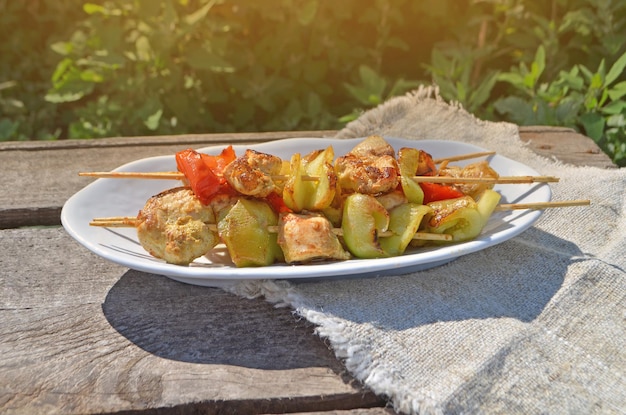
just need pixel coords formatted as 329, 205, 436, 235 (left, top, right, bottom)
1, 0, 625, 165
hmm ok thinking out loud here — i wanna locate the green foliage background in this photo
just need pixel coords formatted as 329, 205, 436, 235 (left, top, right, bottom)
1, 0, 625, 166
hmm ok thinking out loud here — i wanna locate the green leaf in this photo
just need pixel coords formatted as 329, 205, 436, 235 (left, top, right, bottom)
83, 3, 122, 16
578, 64, 594, 82
298, 1, 318, 26
387, 78, 421, 97
51, 58, 73, 85
45, 86, 93, 103
608, 81, 626, 101
358, 65, 386, 97
50, 41, 73, 56
0, 81, 17, 91
469, 72, 498, 109
590, 72, 603, 89
605, 51, 626, 87
144, 108, 163, 130
0, 118, 19, 140
80, 69, 104, 83
185, 47, 234, 72
456, 80, 466, 102
307, 92, 322, 116
534, 45, 546, 78
135, 36, 152, 62
601, 100, 626, 116
83, 3, 106, 15
497, 72, 524, 88
139, 100, 163, 130
493, 96, 529, 123
579, 112, 605, 140
184, 0, 216, 26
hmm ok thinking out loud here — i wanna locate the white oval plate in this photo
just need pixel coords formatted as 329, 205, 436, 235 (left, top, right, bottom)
61, 137, 551, 287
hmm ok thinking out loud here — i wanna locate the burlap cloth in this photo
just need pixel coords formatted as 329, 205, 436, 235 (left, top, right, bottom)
230, 87, 626, 414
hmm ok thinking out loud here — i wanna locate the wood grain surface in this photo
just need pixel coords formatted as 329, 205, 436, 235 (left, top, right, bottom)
0, 127, 615, 414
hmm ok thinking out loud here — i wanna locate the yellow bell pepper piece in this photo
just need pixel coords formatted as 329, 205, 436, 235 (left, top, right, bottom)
398, 147, 425, 204
283, 146, 336, 212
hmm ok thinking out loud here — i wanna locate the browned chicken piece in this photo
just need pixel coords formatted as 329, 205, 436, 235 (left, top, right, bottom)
416, 150, 438, 176
376, 189, 408, 211
278, 212, 350, 263
136, 187, 219, 265
208, 193, 240, 220
335, 135, 400, 195
439, 161, 499, 199
349, 134, 396, 158
222, 149, 283, 197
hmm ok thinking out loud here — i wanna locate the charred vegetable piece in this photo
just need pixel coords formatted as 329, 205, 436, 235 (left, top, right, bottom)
283, 152, 305, 210
380, 204, 432, 256
137, 187, 219, 265
398, 147, 425, 204
283, 147, 336, 212
376, 189, 408, 211
202, 145, 237, 174
174, 147, 236, 205
278, 212, 350, 263
175, 149, 222, 205
217, 198, 283, 267
425, 189, 501, 241
266, 191, 292, 214
420, 182, 465, 204
439, 161, 499, 199
341, 193, 389, 258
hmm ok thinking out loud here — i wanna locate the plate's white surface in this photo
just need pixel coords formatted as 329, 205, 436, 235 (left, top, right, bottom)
61, 137, 551, 287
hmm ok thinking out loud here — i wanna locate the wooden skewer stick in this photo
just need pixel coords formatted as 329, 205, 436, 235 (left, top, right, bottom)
494, 199, 590, 211
89, 217, 453, 241
90, 198, 591, 238
79, 171, 185, 180
79, 171, 320, 182
79, 171, 558, 185
432, 151, 496, 164
411, 175, 559, 184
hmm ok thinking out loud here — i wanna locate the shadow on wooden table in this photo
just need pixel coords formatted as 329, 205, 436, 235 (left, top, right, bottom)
102, 270, 346, 372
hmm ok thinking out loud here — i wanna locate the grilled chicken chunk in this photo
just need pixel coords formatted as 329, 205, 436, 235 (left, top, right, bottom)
136, 187, 219, 265
335, 135, 400, 195
278, 212, 350, 263
439, 161, 499, 199
223, 149, 283, 197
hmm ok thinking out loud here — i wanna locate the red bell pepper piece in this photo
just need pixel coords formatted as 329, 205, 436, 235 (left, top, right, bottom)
175, 149, 222, 204
201, 145, 236, 178
175, 146, 239, 204
266, 191, 293, 214
419, 182, 464, 204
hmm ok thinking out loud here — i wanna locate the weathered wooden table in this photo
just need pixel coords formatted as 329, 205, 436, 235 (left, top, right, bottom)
0, 127, 615, 414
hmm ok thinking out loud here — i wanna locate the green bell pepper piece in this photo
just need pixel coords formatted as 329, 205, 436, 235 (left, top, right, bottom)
341, 193, 389, 258
217, 198, 283, 267
380, 203, 432, 256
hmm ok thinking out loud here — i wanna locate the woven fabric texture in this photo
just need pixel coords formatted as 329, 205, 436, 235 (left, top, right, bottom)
230, 87, 626, 414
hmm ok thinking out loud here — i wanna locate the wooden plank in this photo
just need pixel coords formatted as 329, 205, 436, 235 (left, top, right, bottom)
0, 227, 385, 414
0, 126, 615, 229
518, 126, 616, 169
